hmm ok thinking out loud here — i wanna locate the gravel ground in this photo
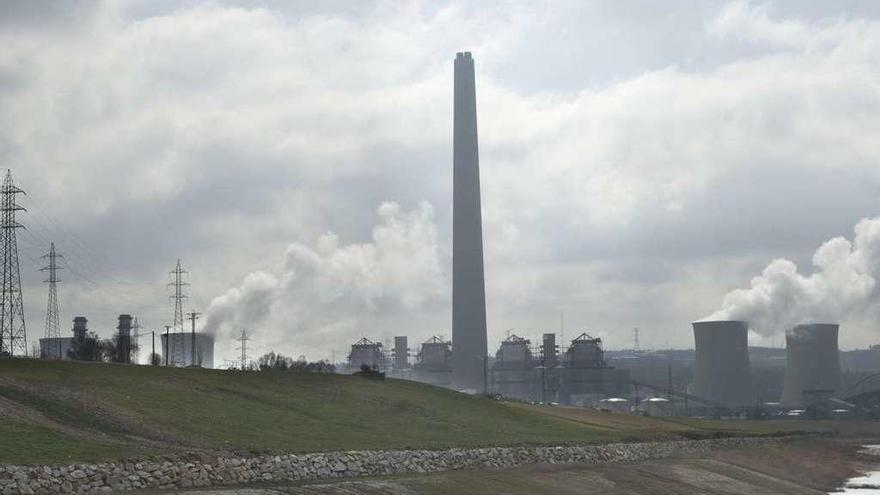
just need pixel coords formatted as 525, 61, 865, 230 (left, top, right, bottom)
167, 438, 875, 495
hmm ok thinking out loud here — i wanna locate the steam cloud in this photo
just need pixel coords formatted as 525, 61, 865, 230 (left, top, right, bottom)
202, 201, 446, 358
704, 217, 880, 335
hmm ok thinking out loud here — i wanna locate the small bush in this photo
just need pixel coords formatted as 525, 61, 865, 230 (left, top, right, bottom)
353, 363, 385, 380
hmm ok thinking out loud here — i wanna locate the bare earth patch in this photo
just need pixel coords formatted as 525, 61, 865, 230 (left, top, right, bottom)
168, 438, 876, 495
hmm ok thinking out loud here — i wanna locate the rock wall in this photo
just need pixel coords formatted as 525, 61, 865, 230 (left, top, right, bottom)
0, 437, 780, 494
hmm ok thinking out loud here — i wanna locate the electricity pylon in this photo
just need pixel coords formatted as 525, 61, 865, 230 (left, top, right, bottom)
0, 170, 26, 357
40, 243, 63, 359
168, 259, 188, 365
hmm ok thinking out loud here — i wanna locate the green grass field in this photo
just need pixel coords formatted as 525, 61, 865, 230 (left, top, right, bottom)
0, 359, 876, 465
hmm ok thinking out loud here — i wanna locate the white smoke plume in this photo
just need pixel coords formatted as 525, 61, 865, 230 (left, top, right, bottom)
202, 201, 446, 359
705, 217, 880, 335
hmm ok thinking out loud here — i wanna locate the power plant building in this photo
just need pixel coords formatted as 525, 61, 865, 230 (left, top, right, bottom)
491, 335, 535, 401
558, 333, 630, 406
39, 336, 72, 360
691, 320, 754, 408
348, 337, 384, 371
413, 336, 452, 386
781, 323, 841, 407
40, 316, 86, 360
160, 332, 214, 368
451, 51, 489, 392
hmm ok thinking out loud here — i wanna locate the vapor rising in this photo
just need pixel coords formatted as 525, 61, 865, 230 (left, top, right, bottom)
202, 202, 446, 358
705, 217, 880, 335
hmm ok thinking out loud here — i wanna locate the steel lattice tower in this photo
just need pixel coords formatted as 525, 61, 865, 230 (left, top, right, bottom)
40, 243, 63, 358
236, 330, 249, 370
168, 259, 188, 365
0, 170, 27, 357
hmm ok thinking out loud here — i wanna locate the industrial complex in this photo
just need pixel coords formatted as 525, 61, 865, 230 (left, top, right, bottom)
3, 51, 880, 421
340, 320, 879, 416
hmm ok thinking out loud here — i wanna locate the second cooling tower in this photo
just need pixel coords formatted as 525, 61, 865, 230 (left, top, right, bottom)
781, 323, 841, 407
692, 320, 754, 407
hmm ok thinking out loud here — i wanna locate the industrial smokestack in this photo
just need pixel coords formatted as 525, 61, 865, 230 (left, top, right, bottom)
393, 336, 409, 371
117, 314, 132, 364
781, 323, 841, 407
72, 316, 87, 341
692, 320, 754, 407
451, 51, 488, 392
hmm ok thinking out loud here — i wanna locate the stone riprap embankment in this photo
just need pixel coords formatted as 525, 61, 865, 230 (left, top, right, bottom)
0, 436, 780, 494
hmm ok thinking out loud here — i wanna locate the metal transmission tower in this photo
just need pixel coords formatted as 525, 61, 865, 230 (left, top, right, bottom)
236, 330, 250, 370
0, 170, 26, 357
40, 243, 63, 358
187, 311, 200, 367
633, 327, 641, 354
132, 317, 142, 364
168, 259, 188, 365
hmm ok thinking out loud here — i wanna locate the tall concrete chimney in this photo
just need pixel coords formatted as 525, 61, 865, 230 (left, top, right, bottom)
117, 314, 132, 364
451, 51, 488, 392
781, 323, 841, 407
72, 316, 87, 341
692, 320, 754, 407
393, 336, 409, 371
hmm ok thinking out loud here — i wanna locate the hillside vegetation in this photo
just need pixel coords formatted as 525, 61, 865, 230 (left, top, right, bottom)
0, 359, 873, 465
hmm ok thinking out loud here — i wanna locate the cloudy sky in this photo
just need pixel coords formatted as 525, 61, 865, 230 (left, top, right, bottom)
5, 0, 880, 365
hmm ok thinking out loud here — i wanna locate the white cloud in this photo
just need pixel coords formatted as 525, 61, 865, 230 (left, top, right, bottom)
6, 1, 880, 361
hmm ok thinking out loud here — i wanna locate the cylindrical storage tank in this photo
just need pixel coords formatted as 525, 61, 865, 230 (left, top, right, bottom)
692, 320, 754, 407
781, 323, 840, 407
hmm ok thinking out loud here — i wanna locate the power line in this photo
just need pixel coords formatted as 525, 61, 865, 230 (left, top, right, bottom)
23, 203, 154, 289
21, 223, 163, 317
24, 202, 135, 286
0, 170, 27, 357
21, 198, 176, 334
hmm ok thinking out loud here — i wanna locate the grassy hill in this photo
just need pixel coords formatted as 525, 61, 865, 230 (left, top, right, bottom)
0, 359, 874, 465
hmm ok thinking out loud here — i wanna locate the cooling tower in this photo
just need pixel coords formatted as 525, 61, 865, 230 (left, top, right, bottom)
781, 323, 841, 407
160, 333, 215, 368
692, 320, 754, 407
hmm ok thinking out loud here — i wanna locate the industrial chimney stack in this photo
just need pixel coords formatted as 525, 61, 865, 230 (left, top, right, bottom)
117, 314, 132, 364
451, 51, 488, 392
72, 316, 87, 342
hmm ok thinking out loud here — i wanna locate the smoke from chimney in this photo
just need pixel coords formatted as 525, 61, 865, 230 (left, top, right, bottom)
201, 201, 446, 358
703, 216, 880, 336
